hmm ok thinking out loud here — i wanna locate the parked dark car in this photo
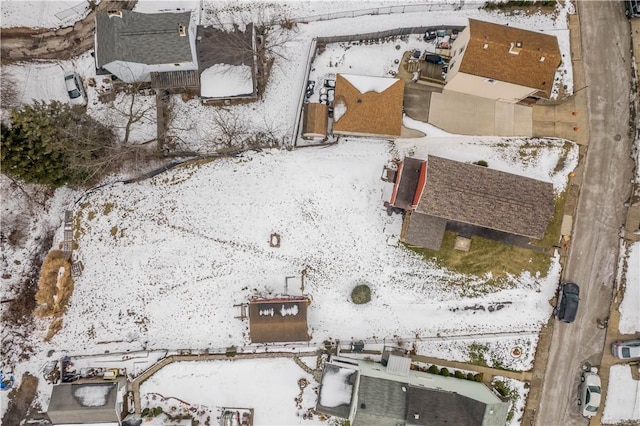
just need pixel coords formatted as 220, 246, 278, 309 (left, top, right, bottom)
625, 0, 640, 17
424, 31, 437, 41
425, 54, 444, 65
556, 282, 580, 323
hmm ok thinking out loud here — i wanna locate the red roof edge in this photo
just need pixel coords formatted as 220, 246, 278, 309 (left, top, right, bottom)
411, 160, 427, 207
389, 161, 404, 206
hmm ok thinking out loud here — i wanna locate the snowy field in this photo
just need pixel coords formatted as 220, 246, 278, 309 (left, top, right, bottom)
0, 0, 91, 29
602, 364, 640, 424
41, 136, 574, 354
140, 359, 320, 425
619, 241, 640, 334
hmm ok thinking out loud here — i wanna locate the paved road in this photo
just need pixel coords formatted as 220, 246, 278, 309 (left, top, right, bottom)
536, 2, 635, 426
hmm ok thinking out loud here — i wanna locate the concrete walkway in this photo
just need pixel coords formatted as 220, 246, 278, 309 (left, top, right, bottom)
129, 350, 321, 415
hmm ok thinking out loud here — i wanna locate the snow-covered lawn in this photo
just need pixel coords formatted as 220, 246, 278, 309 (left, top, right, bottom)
44, 137, 571, 354
619, 241, 640, 334
0, 0, 91, 29
140, 358, 320, 425
602, 364, 640, 424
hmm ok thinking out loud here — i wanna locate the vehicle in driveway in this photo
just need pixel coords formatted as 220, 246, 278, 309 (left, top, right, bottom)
64, 72, 87, 106
611, 339, 640, 359
556, 282, 580, 323
578, 368, 601, 417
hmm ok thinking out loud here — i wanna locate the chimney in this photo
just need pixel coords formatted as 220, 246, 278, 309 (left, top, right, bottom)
178, 24, 186, 37
483, 43, 489, 49
539, 56, 546, 62
107, 10, 122, 18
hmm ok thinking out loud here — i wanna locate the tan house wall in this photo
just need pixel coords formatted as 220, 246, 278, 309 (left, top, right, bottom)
446, 25, 471, 81
445, 72, 538, 103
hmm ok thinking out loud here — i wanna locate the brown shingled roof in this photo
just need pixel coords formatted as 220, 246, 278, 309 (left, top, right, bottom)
248, 298, 310, 343
332, 74, 404, 138
460, 19, 561, 98
302, 103, 328, 138
415, 156, 554, 239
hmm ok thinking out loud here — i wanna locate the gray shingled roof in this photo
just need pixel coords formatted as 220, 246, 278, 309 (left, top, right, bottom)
406, 385, 509, 426
96, 10, 194, 67
403, 212, 448, 250
353, 376, 407, 426
416, 156, 554, 239
47, 382, 120, 424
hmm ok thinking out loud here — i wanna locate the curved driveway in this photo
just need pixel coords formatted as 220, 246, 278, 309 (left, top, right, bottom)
537, 2, 635, 425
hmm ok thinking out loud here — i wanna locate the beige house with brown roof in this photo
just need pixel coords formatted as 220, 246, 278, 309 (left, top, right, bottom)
332, 74, 404, 138
389, 156, 555, 250
445, 19, 561, 103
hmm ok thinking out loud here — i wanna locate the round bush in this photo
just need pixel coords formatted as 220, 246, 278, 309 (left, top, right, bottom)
439, 368, 450, 377
351, 284, 371, 304
427, 365, 439, 374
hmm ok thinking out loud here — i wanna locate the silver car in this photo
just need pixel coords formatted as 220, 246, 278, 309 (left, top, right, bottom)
578, 368, 601, 418
64, 72, 87, 106
611, 339, 640, 359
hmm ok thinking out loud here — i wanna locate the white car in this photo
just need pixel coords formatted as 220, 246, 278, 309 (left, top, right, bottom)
611, 339, 640, 359
578, 369, 601, 417
64, 72, 87, 106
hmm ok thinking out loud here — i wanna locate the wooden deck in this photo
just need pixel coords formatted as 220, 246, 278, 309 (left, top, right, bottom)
150, 70, 200, 90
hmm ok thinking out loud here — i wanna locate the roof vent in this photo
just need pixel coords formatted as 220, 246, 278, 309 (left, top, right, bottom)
178, 24, 186, 37
509, 41, 523, 55
539, 56, 546, 62
107, 10, 122, 18
414, 413, 420, 420
483, 43, 489, 49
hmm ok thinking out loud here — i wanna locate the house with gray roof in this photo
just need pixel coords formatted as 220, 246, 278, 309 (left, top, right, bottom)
316, 354, 509, 426
389, 155, 555, 250
47, 379, 127, 425
95, 10, 198, 84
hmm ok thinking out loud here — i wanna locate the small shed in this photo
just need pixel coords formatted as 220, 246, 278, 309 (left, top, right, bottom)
47, 380, 126, 425
302, 103, 329, 140
248, 297, 310, 343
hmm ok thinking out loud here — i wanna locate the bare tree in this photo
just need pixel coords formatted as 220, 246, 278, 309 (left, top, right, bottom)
210, 108, 249, 150
107, 84, 157, 145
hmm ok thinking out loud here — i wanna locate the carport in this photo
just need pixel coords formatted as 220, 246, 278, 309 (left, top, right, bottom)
427, 90, 533, 136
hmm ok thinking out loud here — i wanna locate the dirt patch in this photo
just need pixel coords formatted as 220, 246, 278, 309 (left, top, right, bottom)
1, 373, 39, 426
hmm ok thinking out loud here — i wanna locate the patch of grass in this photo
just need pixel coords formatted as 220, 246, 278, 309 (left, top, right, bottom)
44, 317, 63, 342
351, 284, 371, 304
409, 231, 551, 279
103, 203, 114, 215
110, 226, 118, 237
468, 343, 489, 367
35, 251, 74, 317
531, 191, 567, 249
87, 210, 96, 221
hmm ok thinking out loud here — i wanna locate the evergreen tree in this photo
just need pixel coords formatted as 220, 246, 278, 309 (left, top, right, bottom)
1, 101, 115, 187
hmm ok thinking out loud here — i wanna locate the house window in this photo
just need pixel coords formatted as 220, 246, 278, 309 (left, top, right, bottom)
459, 45, 465, 55
484, 78, 496, 84
449, 60, 455, 69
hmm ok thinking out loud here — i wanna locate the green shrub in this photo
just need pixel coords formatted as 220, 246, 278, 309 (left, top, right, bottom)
439, 368, 450, 377
473, 160, 489, 167
454, 370, 465, 379
474, 373, 484, 382
351, 284, 371, 304
427, 365, 439, 374
225, 346, 237, 357
494, 381, 510, 397
466, 373, 475, 381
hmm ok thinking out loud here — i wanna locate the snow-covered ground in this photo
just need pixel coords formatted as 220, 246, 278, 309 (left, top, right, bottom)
493, 376, 530, 426
140, 358, 320, 425
0, 1, 581, 423
619, 241, 640, 334
602, 364, 640, 424
41, 136, 573, 355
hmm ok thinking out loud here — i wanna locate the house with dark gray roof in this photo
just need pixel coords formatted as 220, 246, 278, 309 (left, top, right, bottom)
47, 379, 127, 425
95, 10, 198, 84
316, 354, 510, 426
389, 155, 555, 250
